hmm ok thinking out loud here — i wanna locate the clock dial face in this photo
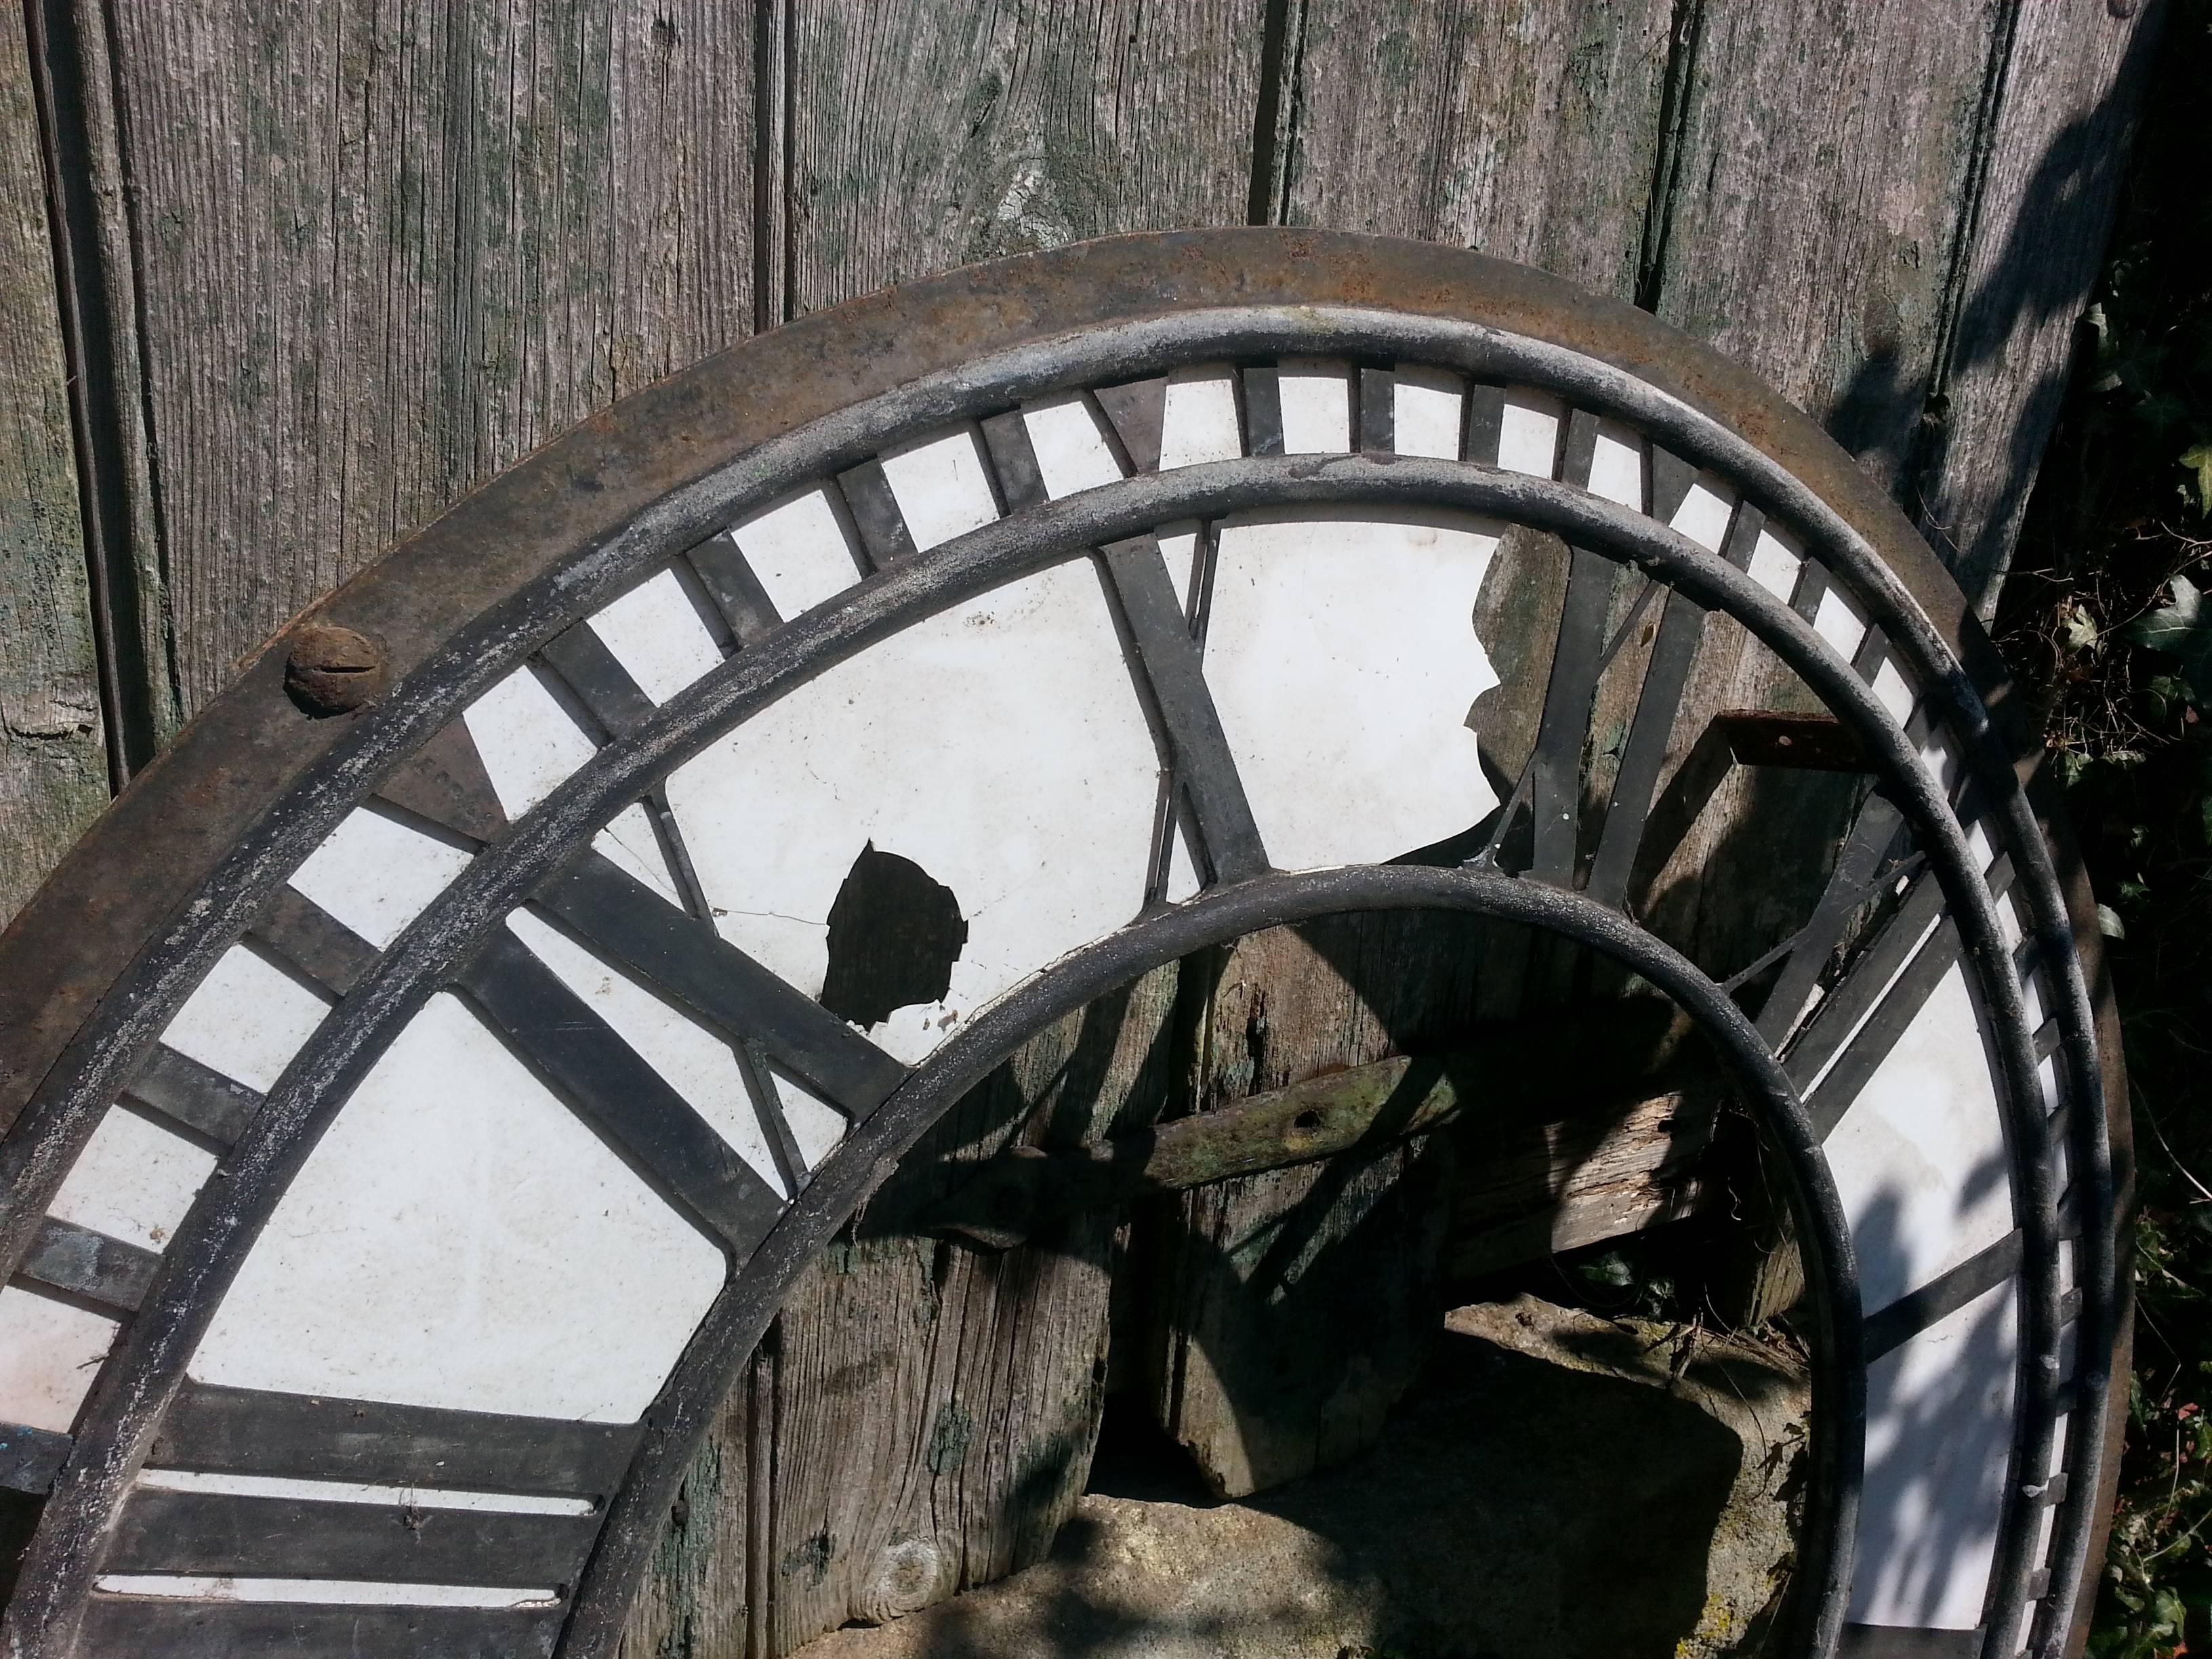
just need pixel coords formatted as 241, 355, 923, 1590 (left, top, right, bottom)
0, 234, 2118, 1659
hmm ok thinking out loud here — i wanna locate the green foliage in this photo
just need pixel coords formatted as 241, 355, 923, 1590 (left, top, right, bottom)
1998, 5, 2212, 1652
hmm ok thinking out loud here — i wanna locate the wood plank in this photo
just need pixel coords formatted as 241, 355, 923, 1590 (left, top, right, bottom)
1277, 0, 1675, 300
1907, 0, 2160, 610
1647, 0, 2009, 495
784, 0, 1267, 315
98, 2, 758, 714
1139, 916, 1483, 1498
0, 8, 107, 927
760, 966, 1183, 1654
614, 1353, 754, 1659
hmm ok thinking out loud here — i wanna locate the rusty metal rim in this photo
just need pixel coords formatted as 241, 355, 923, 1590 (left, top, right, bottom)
0, 230, 2118, 1658
560, 865, 1866, 1659
15, 454, 2042, 1657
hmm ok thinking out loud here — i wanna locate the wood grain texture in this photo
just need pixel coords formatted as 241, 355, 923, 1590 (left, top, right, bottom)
100, 1, 758, 714
761, 966, 1182, 1653
616, 1358, 752, 1659
1277, 0, 1675, 300
1648, 0, 2007, 497
0, 10, 106, 928
1140, 917, 1488, 1497
1908, 0, 2161, 611
784, 0, 1267, 315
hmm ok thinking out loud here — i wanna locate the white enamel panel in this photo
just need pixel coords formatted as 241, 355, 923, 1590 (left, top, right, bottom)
731, 486, 864, 619
91, 1577, 558, 1610
1158, 523, 1202, 615
1158, 365, 1242, 469
1207, 509, 1500, 871
1586, 419, 1645, 509
0, 1284, 117, 1431
666, 558, 1159, 1065
593, 802, 685, 908
49, 1104, 216, 1252
1164, 821, 1202, 904
1023, 396, 1124, 497
1814, 578, 1871, 662
1277, 360, 1351, 454
506, 907, 787, 1193
1671, 478, 1736, 551
1393, 365, 1463, 459
161, 945, 331, 1094
188, 991, 724, 1422
771, 1071, 847, 1171
1497, 390, 1563, 476
289, 806, 475, 949
464, 665, 598, 820
136, 1469, 594, 1517
1870, 654, 1917, 725
879, 428, 998, 550
590, 569, 722, 703
1746, 524, 1804, 605
1824, 958, 2014, 1314
1850, 1279, 2018, 1628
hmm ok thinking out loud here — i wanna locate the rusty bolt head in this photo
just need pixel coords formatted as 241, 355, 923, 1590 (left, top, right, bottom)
284, 622, 386, 717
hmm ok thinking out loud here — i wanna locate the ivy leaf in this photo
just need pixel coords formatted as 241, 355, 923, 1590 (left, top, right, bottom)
2181, 441, 2212, 510
2129, 574, 2212, 707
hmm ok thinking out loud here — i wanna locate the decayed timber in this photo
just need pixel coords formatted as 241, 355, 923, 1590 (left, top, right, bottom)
922, 1038, 1723, 1257
0, 10, 105, 929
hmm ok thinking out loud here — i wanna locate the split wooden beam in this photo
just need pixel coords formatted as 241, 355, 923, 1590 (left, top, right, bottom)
923, 1033, 1727, 1268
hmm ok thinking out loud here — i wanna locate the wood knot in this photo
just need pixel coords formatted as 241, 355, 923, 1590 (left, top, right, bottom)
285, 622, 386, 716
851, 1534, 948, 1624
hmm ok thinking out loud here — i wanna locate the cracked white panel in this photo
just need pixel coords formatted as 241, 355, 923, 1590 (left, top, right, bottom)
135, 1469, 594, 1516
1824, 955, 2013, 1315
1023, 396, 1124, 496
1206, 508, 1500, 870
0, 1284, 117, 1431
1158, 365, 1242, 468
1746, 522, 1804, 605
731, 485, 864, 619
464, 666, 680, 900
1497, 389, 1563, 476
161, 945, 330, 1093
1850, 1279, 2018, 1629
49, 1105, 216, 1252
1671, 478, 1736, 550
188, 991, 724, 1422
91, 1577, 558, 1610
880, 427, 998, 550
1814, 577, 1871, 661
1278, 359, 1351, 454
771, 1070, 846, 1170
1586, 419, 1644, 508
289, 806, 474, 949
590, 568, 722, 702
665, 559, 1158, 1066
505, 908, 786, 1193
1393, 365, 1462, 459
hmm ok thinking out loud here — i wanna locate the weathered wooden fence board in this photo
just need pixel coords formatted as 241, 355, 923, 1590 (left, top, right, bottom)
0, 14, 106, 923
98, 0, 761, 717
1279, 0, 1675, 300
784, 0, 1267, 314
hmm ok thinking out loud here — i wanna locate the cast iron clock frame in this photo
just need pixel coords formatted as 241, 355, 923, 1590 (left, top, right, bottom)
0, 230, 2127, 1659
